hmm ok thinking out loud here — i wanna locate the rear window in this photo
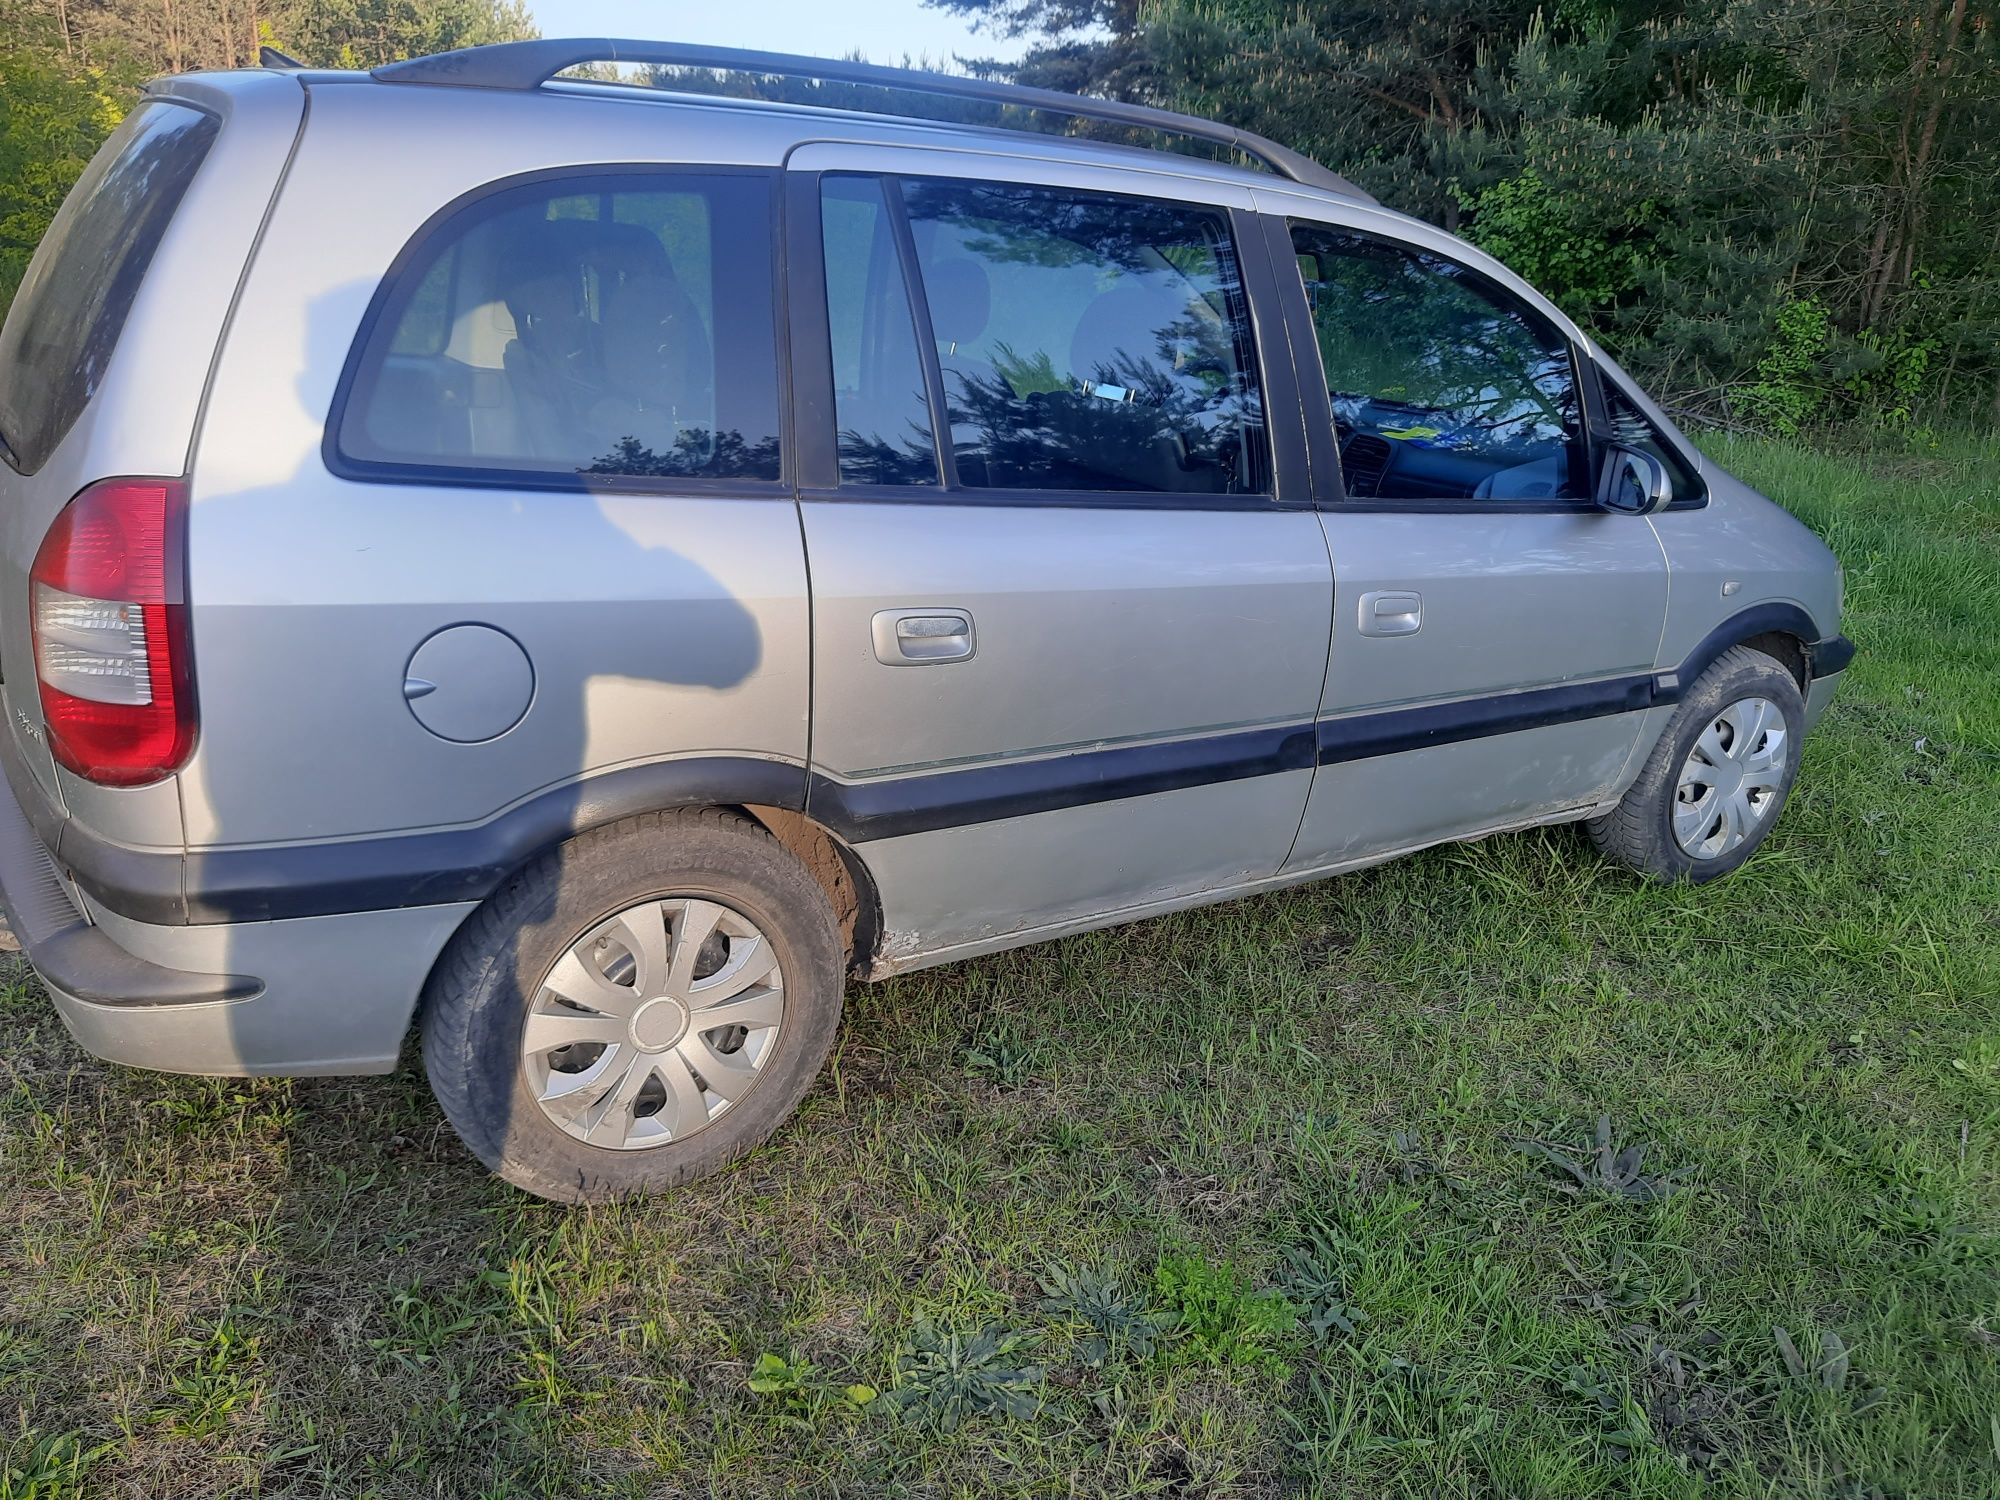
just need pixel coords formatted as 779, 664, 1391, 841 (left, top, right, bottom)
333, 171, 784, 486
0, 101, 220, 475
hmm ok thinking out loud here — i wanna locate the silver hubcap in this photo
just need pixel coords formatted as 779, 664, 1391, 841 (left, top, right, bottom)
522, 897, 784, 1151
1673, 696, 1788, 860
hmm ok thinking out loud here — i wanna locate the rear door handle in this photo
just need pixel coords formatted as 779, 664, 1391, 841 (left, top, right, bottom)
1357, 589, 1422, 637
872, 608, 976, 664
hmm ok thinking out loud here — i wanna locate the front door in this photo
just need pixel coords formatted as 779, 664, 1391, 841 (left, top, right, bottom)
1274, 212, 1670, 870
788, 151, 1332, 961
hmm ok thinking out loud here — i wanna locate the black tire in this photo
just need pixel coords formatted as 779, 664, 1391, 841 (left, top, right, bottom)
420, 808, 843, 1203
1587, 644, 1805, 883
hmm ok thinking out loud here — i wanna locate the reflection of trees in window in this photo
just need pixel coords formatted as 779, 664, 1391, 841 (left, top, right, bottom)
944, 355, 1262, 493
587, 429, 780, 481
903, 178, 1267, 494
836, 424, 938, 486
1299, 230, 1577, 456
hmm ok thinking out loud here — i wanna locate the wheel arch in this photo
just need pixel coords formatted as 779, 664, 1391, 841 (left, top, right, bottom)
1663, 602, 1823, 703
412, 765, 884, 1014
739, 803, 883, 976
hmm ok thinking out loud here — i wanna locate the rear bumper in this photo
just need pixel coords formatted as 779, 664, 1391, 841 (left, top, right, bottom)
0, 743, 474, 1076
0, 756, 260, 1006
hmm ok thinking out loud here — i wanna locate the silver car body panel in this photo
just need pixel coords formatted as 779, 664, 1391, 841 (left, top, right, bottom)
0, 73, 306, 842
0, 63, 1849, 1075
62, 893, 474, 1074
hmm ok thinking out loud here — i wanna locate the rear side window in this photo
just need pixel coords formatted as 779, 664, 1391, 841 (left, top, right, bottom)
335, 171, 783, 485
895, 178, 1268, 496
0, 101, 220, 475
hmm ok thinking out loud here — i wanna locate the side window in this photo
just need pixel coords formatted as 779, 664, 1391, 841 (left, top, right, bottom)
821, 176, 938, 485
1290, 223, 1588, 503
1601, 379, 1702, 504
898, 178, 1269, 496
337, 172, 783, 484
0, 100, 220, 474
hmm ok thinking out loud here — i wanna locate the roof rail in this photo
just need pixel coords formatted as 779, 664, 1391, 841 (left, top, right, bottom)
371, 39, 1374, 204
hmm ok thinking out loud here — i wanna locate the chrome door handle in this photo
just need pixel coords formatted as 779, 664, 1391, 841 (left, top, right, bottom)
872, 608, 975, 664
1357, 589, 1422, 637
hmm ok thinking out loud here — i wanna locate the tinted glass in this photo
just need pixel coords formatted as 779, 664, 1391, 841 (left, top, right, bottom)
900, 178, 1267, 495
822, 177, 937, 485
0, 101, 219, 474
1602, 379, 1701, 503
1291, 224, 1587, 502
339, 173, 782, 483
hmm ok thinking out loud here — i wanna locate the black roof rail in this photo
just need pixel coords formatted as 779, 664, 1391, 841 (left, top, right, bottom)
371, 39, 1374, 204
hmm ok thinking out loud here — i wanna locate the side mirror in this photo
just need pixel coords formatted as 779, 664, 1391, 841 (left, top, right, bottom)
1595, 444, 1674, 515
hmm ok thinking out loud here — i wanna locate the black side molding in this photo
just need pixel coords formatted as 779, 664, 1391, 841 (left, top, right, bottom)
810, 722, 1317, 844
1317, 673, 1656, 766
17, 744, 807, 928
19, 604, 1845, 929
178, 756, 809, 925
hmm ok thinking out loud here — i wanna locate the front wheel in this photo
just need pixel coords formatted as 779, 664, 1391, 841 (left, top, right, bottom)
1588, 645, 1805, 883
420, 808, 844, 1203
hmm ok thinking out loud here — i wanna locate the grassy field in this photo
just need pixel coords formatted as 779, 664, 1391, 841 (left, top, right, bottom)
3, 434, 1997, 1499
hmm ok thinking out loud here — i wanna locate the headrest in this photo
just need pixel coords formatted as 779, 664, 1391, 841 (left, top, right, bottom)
584, 223, 672, 293
498, 220, 584, 332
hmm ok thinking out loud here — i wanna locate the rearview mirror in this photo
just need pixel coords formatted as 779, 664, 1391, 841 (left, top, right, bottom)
1595, 444, 1673, 515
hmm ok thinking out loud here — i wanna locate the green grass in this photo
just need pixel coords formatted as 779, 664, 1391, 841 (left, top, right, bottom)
3, 433, 1997, 1498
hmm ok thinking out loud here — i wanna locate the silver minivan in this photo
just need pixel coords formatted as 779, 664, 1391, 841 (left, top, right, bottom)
0, 40, 1850, 1201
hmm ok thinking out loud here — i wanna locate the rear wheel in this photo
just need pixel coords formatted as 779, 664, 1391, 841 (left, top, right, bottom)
1588, 645, 1805, 883
421, 808, 843, 1203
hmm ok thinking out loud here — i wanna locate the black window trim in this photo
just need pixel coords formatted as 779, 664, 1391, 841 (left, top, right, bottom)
787, 165, 1310, 512
323, 162, 794, 497
1282, 215, 1619, 515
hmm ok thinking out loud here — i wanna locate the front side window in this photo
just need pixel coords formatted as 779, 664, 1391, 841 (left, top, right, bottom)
898, 178, 1269, 495
1291, 224, 1588, 502
337, 172, 782, 484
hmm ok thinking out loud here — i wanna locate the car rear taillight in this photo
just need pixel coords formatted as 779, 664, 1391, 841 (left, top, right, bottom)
29, 477, 195, 786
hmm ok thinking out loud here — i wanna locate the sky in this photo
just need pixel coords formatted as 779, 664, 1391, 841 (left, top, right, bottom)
526, 0, 1029, 67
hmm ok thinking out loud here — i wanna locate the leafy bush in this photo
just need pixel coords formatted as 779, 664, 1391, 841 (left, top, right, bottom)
1741, 299, 1832, 436
1461, 170, 1645, 319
